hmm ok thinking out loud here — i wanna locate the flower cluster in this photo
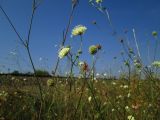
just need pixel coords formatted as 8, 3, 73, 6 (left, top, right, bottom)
47, 79, 55, 87
72, 25, 87, 36
127, 115, 135, 120
58, 46, 70, 59
152, 61, 160, 68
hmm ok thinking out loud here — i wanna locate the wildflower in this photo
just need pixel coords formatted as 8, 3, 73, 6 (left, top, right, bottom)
79, 61, 85, 66
120, 85, 123, 88
123, 85, 128, 89
148, 104, 152, 107
127, 115, 135, 120
47, 79, 55, 87
152, 61, 160, 68
96, 73, 100, 76
125, 106, 130, 111
103, 102, 107, 105
118, 95, 122, 98
111, 82, 116, 85
94, 77, 97, 81
127, 93, 131, 98
96, 0, 102, 4
79, 61, 89, 72
58, 47, 70, 59
111, 109, 115, 112
72, 25, 87, 36
152, 31, 158, 37
88, 96, 92, 102
89, 45, 98, 55
103, 73, 107, 76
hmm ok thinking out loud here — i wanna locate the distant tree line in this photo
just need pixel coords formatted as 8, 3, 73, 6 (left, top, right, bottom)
0, 69, 51, 77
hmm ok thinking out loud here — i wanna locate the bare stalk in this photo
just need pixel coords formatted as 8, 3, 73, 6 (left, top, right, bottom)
53, 3, 77, 75
132, 28, 141, 60
0, 1, 43, 119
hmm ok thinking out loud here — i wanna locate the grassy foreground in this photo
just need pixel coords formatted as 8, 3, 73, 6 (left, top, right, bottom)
0, 75, 160, 120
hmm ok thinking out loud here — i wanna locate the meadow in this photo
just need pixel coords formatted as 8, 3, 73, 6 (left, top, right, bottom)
0, 75, 160, 120
0, 0, 160, 120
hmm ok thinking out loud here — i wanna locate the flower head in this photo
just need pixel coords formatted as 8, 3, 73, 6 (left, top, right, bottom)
152, 61, 160, 68
134, 59, 142, 69
88, 96, 92, 102
58, 47, 70, 59
96, 0, 102, 4
78, 61, 89, 72
47, 79, 55, 87
72, 25, 87, 36
125, 106, 130, 111
152, 31, 158, 37
127, 115, 135, 120
89, 45, 98, 55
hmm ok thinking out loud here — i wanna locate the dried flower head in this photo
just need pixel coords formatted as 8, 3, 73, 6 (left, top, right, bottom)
79, 61, 89, 72
58, 47, 70, 59
72, 25, 87, 36
92, 20, 97, 25
96, 44, 102, 50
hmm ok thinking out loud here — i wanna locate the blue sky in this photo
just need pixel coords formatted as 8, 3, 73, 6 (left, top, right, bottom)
0, 0, 160, 75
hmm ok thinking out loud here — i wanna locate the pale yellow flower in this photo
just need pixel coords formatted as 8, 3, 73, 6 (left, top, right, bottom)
47, 79, 54, 87
125, 106, 130, 111
152, 61, 160, 68
72, 25, 87, 36
88, 96, 92, 102
127, 115, 135, 120
58, 47, 70, 59
96, 0, 102, 4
